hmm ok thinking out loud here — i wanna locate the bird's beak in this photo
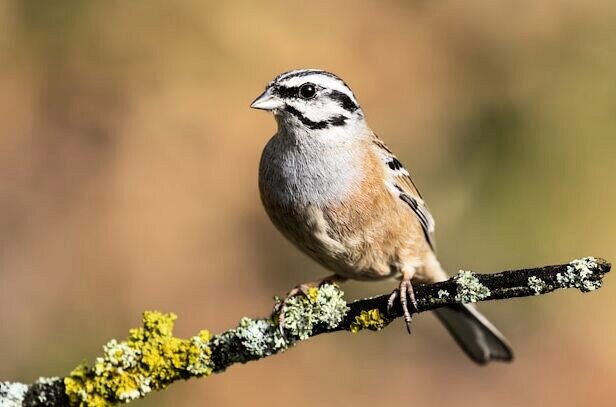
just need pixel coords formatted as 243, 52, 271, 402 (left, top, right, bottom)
250, 88, 283, 111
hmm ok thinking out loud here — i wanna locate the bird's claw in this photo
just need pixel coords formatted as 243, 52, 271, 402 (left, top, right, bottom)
387, 279, 418, 334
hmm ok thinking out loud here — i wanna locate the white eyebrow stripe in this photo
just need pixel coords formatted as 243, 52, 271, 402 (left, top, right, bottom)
275, 68, 331, 82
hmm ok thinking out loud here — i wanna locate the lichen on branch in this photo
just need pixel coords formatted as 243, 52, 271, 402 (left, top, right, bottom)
210, 282, 349, 371
64, 312, 214, 406
0, 256, 610, 407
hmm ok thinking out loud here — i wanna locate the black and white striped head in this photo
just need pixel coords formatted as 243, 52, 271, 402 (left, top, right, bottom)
251, 69, 364, 132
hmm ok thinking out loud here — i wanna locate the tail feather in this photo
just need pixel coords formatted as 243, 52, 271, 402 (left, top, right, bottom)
434, 304, 513, 364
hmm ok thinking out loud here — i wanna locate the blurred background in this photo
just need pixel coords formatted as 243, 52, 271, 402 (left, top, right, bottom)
1, 1, 615, 406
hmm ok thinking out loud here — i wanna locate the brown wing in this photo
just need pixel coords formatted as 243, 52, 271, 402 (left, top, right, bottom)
372, 136, 436, 251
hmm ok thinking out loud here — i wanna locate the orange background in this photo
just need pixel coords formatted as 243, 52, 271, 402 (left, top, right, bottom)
1, 1, 615, 406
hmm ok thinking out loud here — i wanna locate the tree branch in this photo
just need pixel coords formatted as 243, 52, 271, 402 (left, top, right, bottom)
1, 257, 610, 407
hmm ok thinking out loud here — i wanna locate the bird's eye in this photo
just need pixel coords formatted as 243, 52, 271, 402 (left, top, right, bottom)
299, 83, 316, 99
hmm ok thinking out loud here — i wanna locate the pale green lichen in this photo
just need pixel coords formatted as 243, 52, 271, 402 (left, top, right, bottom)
454, 270, 491, 303
438, 289, 450, 299
235, 317, 287, 357
280, 283, 349, 340
210, 284, 348, 372
30, 376, 64, 405
0, 381, 28, 407
428, 289, 451, 305
35, 376, 61, 385
528, 276, 548, 295
210, 317, 288, 370
349, 309, 390, 333
64, 311, 213, 406
556, 257, 603, 292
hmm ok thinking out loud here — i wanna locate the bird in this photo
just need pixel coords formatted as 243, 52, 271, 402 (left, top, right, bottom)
251, 68, 513, 364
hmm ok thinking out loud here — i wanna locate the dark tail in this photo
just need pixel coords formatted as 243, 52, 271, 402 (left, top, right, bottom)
434, 304, 513, 364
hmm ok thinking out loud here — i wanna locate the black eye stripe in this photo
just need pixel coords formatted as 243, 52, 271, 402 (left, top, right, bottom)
275, 86, 300, 99
328, 115, 348, 126
328, 90, 359, 112
274, 86, 359, 113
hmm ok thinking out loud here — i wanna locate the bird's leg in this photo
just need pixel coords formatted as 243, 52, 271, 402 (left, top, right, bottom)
274, 274, 348, 334
387, 269, 419, 334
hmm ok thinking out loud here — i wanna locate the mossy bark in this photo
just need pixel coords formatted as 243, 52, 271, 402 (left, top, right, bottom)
1, 257, 610, 407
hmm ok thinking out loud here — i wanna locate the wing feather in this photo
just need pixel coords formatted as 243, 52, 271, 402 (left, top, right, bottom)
372, 136, 436, 251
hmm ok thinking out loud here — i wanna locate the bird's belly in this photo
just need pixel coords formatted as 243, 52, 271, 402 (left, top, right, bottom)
263, 202, 398, 280
261, 184, 426, 282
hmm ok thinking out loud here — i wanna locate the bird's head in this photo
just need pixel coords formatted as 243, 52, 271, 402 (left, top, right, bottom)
251, 69, 365, 133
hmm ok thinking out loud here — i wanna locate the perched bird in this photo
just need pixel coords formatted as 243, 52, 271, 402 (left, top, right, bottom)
252, 69, 513, 364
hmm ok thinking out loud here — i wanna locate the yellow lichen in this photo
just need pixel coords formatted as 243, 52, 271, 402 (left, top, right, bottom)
306, 287, 319, 303
349, 309, 390, 333
64, 311, 213, 406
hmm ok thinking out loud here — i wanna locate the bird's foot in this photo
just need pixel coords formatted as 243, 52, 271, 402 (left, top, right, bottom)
387, 279, 419, 334
273, 275, 346, 335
